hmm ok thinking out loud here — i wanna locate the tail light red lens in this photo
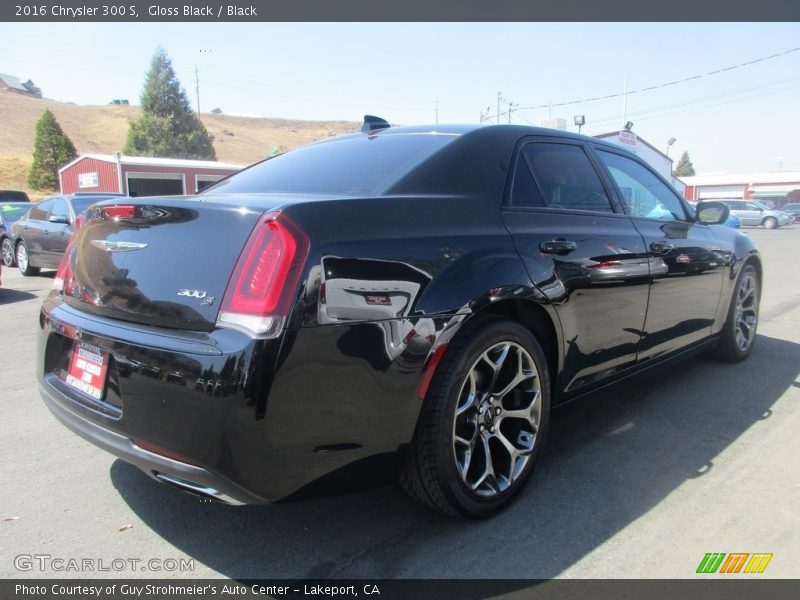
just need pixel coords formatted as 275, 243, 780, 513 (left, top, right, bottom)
53, 213, 86, 294
101, 205, 136, 220
217, 211, 309, 338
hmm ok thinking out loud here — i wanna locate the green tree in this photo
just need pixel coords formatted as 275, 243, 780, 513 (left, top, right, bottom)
124, 48, 216, 160
673, 151, 696, 177
27, 109, 77, 190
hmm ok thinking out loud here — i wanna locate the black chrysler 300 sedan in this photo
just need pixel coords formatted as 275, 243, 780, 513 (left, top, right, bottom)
38, 120, 760, 517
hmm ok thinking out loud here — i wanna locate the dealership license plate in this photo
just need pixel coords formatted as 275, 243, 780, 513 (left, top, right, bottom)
65, 342, 109, 401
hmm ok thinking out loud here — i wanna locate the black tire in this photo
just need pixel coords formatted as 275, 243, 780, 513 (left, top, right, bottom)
16, 240, 40, 276
762, 217, 778, 229
1, 237, 14, 267
400, 319, 550, 518
715, 263, 760, 362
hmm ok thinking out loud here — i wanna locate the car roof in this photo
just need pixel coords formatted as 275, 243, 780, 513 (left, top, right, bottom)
314, 122, 622, 151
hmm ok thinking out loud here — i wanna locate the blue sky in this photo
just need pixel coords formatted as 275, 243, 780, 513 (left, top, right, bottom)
2, 22, 799, 173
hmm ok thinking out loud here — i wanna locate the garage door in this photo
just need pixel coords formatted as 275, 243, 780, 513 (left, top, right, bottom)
127, 174, 184, 197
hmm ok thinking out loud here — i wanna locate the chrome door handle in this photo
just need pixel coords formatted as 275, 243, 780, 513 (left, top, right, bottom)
540, 239, 577, 255
650, 241, 675, 253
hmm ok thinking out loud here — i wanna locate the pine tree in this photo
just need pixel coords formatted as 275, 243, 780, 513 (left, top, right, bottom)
124, 48, 216, 160
27, 109, 77, 190
673, 151, 696, 177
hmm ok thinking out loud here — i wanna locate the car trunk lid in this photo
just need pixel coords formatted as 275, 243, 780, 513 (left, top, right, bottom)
64, 200, 267, 331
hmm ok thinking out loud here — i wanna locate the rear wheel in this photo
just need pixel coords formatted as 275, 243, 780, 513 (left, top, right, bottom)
1, 237, 14, 267
16, 241, 40, 276
762, 217, 778, 229
400, 319, 550, 517
715, 263, 759, 362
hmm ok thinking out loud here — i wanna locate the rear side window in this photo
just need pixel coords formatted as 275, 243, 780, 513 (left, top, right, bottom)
597, 150, 687, 221
511, 143, 613, 213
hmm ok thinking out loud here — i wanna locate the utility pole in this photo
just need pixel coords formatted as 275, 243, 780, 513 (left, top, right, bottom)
507, 101, 517, 124
194, 65, 201, 119
480, 106, 491, 124
622, 78, 628, 128
497, 92, 504, 125
435, 99, 439, 124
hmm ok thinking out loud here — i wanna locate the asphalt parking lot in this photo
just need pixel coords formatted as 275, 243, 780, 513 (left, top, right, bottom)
1, 226, 798, 580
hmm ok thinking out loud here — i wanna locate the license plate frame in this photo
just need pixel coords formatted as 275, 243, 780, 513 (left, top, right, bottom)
65, 341, 109, 401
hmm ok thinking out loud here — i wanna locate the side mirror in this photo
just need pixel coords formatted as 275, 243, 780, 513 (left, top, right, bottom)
696, 201, 730, 225
48, 215, 70, 225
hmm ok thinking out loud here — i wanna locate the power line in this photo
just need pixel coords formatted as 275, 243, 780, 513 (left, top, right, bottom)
584, 85, 798, 133
583, 75, 800, 129
516, 46, 800, 112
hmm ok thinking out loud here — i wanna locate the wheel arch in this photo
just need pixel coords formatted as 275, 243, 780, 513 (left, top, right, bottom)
440, 298, 562, 399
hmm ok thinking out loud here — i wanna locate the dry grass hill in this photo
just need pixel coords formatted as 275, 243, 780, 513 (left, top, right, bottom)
0, 92, 359, 199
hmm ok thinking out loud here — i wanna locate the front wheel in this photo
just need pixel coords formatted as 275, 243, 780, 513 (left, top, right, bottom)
715, 263, 760, 362
401, 319, 550, 518
762, 217, 778, 229
1, 237, 15, 267
16, 240, 40, 276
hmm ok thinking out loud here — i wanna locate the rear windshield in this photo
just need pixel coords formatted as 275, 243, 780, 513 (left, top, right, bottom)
204, 133, 458, 197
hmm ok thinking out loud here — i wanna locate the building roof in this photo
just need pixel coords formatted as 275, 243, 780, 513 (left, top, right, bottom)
679, 172, 800, 186
594, 131, 673, 163
59, 153, 245, 173
0, 72, 30, 93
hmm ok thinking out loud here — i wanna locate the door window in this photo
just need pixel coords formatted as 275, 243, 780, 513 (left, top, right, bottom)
29, 199, 54, 221
597, 150, 687, 221
49, 198, 69, 221
511, 143, 614, 213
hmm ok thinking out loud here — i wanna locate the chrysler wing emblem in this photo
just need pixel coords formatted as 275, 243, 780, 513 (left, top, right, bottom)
91, 240, 149, 253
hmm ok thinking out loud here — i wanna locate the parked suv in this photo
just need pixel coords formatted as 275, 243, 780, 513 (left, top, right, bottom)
719, 199, 792, 229
0, 189, 30, 202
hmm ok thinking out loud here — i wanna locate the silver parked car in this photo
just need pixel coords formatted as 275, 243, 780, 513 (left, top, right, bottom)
719, 199, 792, 229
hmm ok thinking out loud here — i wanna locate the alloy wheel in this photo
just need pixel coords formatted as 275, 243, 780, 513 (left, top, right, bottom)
1, 238, 13, 267
734, 270, 758, 352
452, 341, 541, 497
16, 243, 28, 272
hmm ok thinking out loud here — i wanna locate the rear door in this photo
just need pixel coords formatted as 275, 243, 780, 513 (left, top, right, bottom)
501, 138, 651, 393
22, 198, 54, 262
592, 147, 726, 362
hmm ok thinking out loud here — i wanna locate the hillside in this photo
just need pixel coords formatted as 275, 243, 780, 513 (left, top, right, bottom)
0, 92, 359, 197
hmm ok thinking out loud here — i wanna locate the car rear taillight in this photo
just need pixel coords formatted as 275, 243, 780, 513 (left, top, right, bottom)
217, 211, 309, 338
101, 205, 136, 220
53, 213, 86, 293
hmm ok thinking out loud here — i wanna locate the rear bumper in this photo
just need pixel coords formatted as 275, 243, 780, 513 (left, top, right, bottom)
37, 296, 426, 503
40, 383, 261, 505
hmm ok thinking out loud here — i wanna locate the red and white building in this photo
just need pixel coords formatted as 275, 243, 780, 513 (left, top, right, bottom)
680, 172, 800, 207
58, 153, 244, 197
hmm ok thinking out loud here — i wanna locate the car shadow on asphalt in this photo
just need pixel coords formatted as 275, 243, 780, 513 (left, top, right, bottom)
0, 287, 39, 305
109, 334, 799, 581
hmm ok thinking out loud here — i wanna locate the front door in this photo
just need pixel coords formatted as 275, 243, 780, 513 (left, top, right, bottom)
593, 147, 726, 361
502, 139, 651, 394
